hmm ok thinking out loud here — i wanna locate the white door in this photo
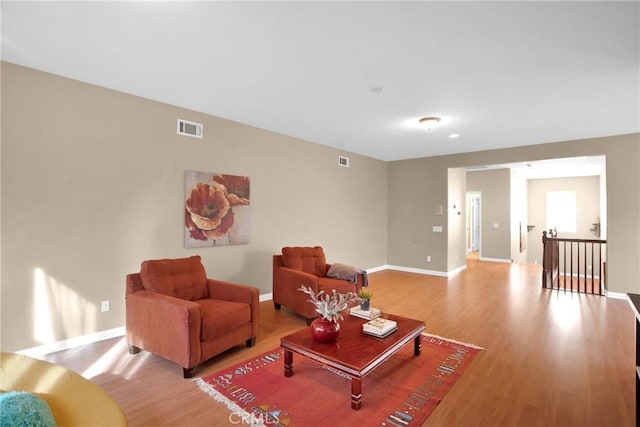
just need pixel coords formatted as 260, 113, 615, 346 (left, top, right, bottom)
467, 192, 481, 252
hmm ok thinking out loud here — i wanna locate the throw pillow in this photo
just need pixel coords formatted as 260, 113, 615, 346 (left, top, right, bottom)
0, 391, 56, 426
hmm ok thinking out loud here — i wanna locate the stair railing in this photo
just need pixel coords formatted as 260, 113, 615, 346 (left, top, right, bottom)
542, 230, 607, 295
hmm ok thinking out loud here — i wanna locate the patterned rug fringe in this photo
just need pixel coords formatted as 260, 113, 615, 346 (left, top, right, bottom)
422, 332, 485, 350
195, 378, 264, 426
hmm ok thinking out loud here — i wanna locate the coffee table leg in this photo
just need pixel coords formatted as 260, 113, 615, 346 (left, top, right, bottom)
284, 350, 293, 377
414, 335, 422, 356
351, 378, 362, 410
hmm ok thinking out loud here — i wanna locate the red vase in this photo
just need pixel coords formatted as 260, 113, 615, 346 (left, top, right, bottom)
310, 318, 340, 342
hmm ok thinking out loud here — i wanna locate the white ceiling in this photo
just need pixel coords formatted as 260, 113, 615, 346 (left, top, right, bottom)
1, 1, 638, 162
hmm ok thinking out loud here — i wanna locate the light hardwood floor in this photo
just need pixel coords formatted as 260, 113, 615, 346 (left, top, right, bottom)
44, 259, 635, 426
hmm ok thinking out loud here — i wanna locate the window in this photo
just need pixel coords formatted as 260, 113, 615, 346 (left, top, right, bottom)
547, 191, 576, 232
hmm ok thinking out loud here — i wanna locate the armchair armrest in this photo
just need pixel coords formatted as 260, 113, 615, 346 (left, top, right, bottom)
273, 266, 320, 319
126, 273, 144, 294
208, 279, 260, 339
208, 279, 258, 305
126, 290, 201, 369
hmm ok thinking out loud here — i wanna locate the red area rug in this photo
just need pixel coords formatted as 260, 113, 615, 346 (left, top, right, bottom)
195, 333, 482, 426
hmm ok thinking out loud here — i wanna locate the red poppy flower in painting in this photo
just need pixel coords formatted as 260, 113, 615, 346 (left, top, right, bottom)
214, 174, 250, 206
185, 182, 234, 241
185, 208, 207, 241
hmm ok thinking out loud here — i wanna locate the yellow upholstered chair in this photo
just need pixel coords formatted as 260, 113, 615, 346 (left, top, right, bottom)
0, 352, 128, 426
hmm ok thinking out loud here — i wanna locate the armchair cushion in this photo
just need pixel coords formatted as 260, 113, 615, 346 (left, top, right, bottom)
140, 255, 208, 301
281, 246, 327, 277
197, 300, 251, 341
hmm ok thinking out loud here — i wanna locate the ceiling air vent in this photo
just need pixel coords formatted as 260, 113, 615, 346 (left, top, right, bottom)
177, 119, 203, 139
338, 156, 350, 168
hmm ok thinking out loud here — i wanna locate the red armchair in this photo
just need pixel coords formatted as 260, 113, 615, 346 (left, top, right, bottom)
126, 255, 259, 378
272, 246, 366, 323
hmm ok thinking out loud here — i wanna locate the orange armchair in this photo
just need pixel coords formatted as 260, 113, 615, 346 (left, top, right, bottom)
126, 255, 259, 378
272, 246, 366, 323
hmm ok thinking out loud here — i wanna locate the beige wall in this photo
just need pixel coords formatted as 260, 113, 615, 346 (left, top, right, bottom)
447, 168, 466, 272
387, 156, 449, 271
511, 169, 528, 264
0, 62, 388, 351
527, 175, 601, 265
466, 169, 512, 261
388, 133, 640, 295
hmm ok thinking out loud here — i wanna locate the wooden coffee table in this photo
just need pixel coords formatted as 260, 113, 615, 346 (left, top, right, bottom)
280, 313, 426, 410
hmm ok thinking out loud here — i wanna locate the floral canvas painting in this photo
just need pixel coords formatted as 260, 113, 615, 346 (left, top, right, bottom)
184, 170, 250, 248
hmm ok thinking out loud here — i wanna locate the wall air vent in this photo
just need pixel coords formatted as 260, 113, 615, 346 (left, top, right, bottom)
177, 119, 203, 139
338, 156, 350, 168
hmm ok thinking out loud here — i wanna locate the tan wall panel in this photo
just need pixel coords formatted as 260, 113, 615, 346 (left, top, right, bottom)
0, 62, 388, 351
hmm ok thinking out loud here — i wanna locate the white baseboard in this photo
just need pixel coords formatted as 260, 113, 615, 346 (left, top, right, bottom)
385, 265, 449, 277
259, 292, 273, 302
382, 264, 466, 278
607, 291, 627, 300
366, 265, 387, 274
448, 264, 467, 276
479, 257, 513, 263
627, 295, 640, 319
18, 327, 126, 359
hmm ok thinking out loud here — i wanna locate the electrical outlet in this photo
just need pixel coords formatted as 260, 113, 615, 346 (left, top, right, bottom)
101, 300, 110, 312
426, 256, 431, 263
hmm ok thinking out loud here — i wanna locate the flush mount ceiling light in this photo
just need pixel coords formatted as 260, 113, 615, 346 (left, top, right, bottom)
418, 116, 441, 131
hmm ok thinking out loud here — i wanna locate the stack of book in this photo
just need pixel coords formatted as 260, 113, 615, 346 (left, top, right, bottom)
349, 306, 381, 320
362, 317, 398, 338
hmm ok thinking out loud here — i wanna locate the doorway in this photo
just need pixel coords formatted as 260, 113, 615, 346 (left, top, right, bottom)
466, 191, 481, 256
